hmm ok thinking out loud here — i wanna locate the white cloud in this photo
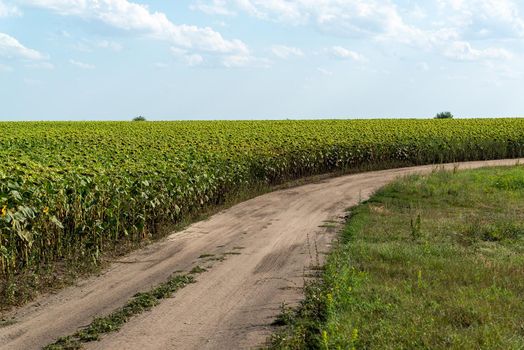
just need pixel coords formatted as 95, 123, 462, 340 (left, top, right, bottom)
190, 0, 235, 16
408, 5, 427, 21
271, 45, 303, 59
483, 61, 523, 80
317, 67, 333, 76
222, 54, 271, 68
186, 54, 204, 66
0, 1, 20, 17
0, 32, 46, 60
416, 62, 430, 71
170, 47, 205, 67
26, 62, 55, 69
234, 0, 304, 24
328, 46, 365, 62
96, 40, 123, 51
171, 45, 270, 68
74, 39, 124, 53
69, 59, 95, 69
73, 41, 91, 53
57, 30, 72, 38
444, 41, 513, 61
222, 0, 524, 40
200, 1, 425, 41
209, 1, 454, 54
222, 54, 249, 67
24, 0, 249, 56
194, 0, 522, 62
437, 0, 524, 38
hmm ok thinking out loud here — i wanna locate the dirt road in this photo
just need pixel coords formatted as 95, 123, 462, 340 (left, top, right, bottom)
1, 159, 522, 350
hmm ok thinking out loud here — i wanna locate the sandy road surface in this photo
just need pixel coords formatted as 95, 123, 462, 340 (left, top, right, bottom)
1, 159, 522, 350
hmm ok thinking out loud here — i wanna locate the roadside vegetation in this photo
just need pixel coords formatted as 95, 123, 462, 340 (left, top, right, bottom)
271, 165, 524, 349
2, 119, 524, 309
435, 111, 454, 119
44, 273, 196, 350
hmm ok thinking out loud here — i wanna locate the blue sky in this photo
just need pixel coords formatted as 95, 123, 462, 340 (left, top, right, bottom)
0, 0, 523, 120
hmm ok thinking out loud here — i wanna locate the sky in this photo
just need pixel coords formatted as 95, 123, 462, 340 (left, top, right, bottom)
0, 0, 523, 120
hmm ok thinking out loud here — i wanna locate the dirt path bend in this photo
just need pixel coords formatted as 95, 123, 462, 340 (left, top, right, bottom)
1, 159, 522, 350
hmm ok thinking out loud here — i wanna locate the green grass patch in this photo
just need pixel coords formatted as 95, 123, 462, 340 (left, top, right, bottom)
271, 166, 524, 349
44, 273, 194, 350
189, 265, 207, 274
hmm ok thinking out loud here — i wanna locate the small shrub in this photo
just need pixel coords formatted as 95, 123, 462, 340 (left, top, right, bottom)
132, 116, 146, 122
435, 112, 454, 119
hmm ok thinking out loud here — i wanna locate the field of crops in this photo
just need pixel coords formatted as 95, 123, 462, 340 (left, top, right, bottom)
1, 119, 524, 301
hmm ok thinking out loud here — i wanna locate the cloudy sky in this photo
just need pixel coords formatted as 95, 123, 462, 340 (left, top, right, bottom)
1, 0, 523, 120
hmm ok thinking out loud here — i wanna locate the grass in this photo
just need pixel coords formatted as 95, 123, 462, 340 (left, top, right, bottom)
271, 166, 524, 349
189, 265, 207, 274
198, 253, 215, 259
44, 273, 196, 350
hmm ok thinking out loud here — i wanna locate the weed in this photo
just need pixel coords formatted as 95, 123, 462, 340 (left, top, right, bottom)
189, 265, 207, 274
272, 303, 296, 326
44, 274, 194, 349
0, 318, 17, 327
410, 213, 422, 240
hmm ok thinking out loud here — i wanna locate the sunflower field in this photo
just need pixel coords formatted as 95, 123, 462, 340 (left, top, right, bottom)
1, 119, 524, 288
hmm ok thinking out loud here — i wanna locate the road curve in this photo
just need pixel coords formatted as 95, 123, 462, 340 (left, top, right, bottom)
1, 159, 522, 350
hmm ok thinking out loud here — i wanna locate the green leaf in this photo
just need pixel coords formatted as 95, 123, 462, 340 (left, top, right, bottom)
50, 215, 64, 229
17, 230, 33, 244
0, 245, 8, 258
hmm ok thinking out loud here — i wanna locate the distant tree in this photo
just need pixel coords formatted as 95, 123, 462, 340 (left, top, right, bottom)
434, 112, 454, 119
133, 116, 146, 121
